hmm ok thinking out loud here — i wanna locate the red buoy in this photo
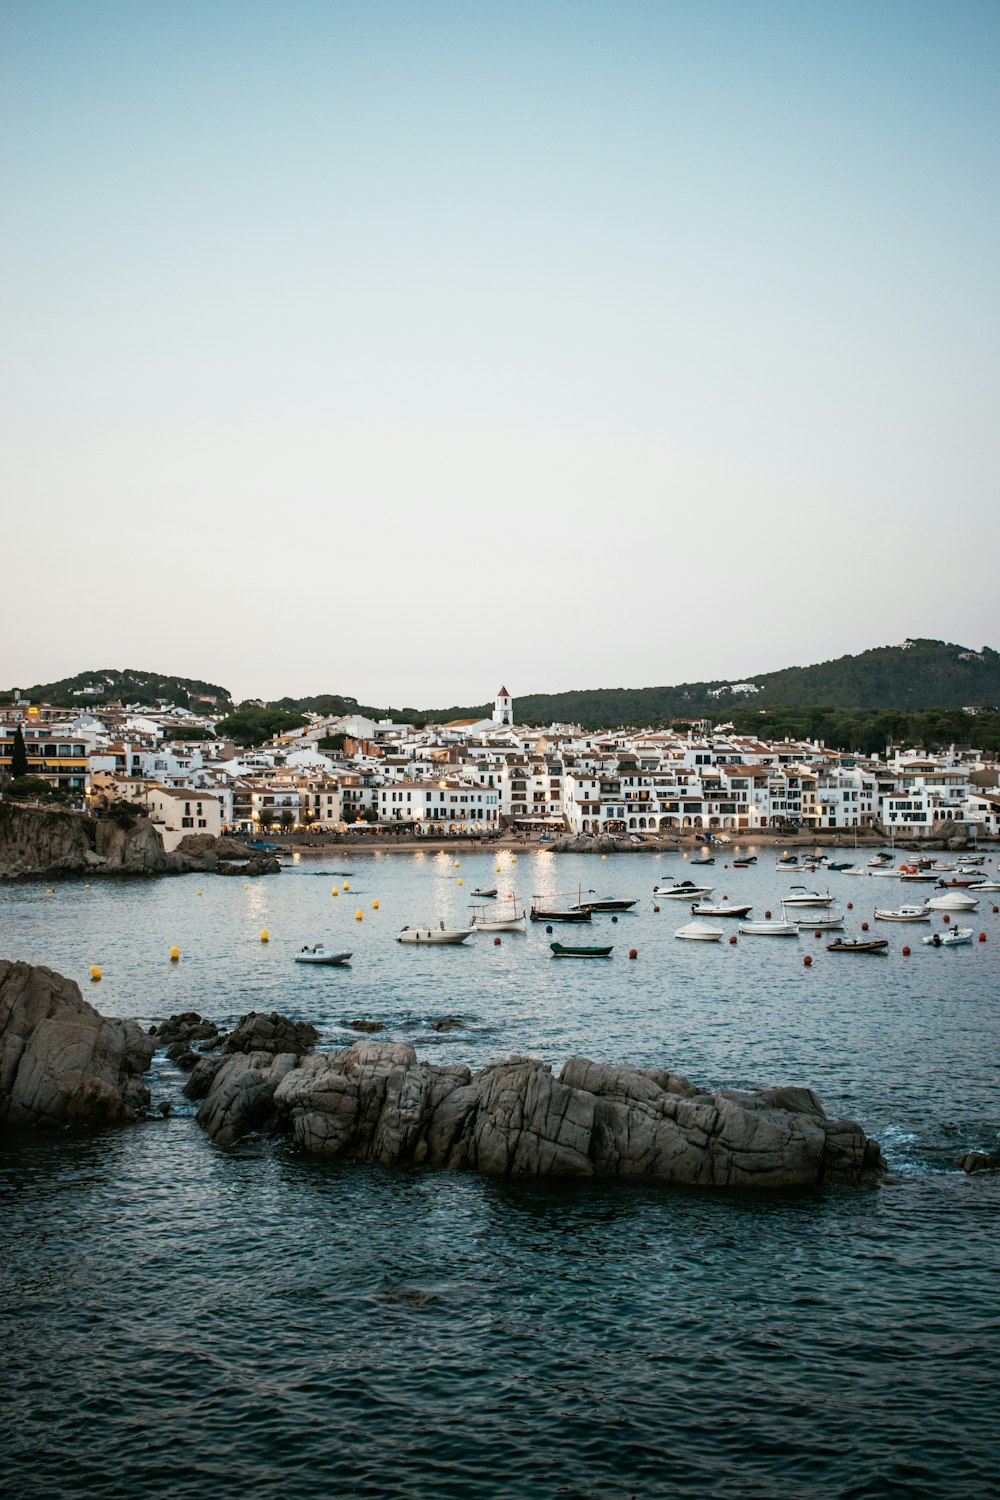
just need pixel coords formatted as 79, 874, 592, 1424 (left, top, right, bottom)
902, 945, 911, 956
629, 948, 638, 960
861, 921, 869, 932
493, 936, 501, 946
729, 935, 737, 944
803, 955, 812, 967
847, 902, 853, 910
765, 910, 771, 919
979, 932, 987, 942
943, 914, 950, 924
814, 930, 822, 938
653, 904, 660, 913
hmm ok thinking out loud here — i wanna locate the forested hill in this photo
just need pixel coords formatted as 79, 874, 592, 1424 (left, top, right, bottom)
3, 669, 233, 711
409, 640, 1000, 726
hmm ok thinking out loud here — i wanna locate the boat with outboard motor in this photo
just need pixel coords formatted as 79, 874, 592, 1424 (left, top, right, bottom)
397, 923, 474, 945
922, 927, 974, 947
690, 902, 751, 918
826, 937, 889, 954
294, 945, 353, 966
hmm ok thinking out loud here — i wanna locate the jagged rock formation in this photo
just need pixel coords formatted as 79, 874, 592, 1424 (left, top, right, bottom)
0, 803, 278, 879
956, 1151, 1000, 1173
0, 959, 154, 1128
196, 1037, 884, 1188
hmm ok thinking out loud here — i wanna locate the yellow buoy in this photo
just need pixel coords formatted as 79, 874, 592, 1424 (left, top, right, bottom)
90, 965, 102, 982
169, 947, 180, 963
332, 886, 339, 896
496, 865, 501, 872
457, 878, 463, 886
373, 899, 379, 910
197, 890, 203, 896
602, 854, 607, 861
355, 909, 363, 921
46, 888, 54, 895
260, 928, 270, 943
85, 883, 91, 889
343, 881, 350, 891
454, 861, 460, 868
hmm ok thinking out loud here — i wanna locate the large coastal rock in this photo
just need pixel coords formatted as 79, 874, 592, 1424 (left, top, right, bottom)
197, 1037, 884, 1188
0, 803, 278, 880
0, 959, 154, 1128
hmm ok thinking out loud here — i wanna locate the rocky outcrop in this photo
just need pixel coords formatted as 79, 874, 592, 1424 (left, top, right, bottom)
546, 835, 670, 855
0, 803, 279, 880
0, 959, 154, 1129
956, 1150, 1000, 1173
196, 1038, 884, 1188
222, 1011, 320, 1056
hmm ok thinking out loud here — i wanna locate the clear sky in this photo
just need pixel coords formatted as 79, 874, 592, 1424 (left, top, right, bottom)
2, 0, 998, 707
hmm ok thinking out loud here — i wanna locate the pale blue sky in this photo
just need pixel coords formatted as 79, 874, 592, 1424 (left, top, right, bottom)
3, 1, 998, 705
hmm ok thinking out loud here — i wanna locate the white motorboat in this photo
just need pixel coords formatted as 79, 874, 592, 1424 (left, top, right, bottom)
738, 920, 799, 937
675, 920, 724, 942
924, 891, 979, 912
470, 904, 527, 932
690, 902, 752, 918
874, 906, 932, 922
294, 945, 352, 966
868, 868, 901, 878
397, 923, 474, 945
791, 913, 845, 931
781, 888, 834, 907
898, 870, 940, 883
653, 881, 714, 900
868, 854, 893, 868
841, 866, 867, 875
969, 880, 1000, 892
922, 927, 974, 947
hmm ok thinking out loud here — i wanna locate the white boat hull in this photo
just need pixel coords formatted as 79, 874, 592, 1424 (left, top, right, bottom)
294, 948, 352, 966
675, 921, 724, 941
397, 927, 474, 944
471, 915, 527, 932
738, 922, 799, 937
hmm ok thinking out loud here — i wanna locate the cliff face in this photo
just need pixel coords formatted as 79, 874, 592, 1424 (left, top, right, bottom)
0, 801, 178, 879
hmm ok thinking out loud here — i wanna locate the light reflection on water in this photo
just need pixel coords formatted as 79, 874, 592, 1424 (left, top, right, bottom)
2, 848, 999, 1497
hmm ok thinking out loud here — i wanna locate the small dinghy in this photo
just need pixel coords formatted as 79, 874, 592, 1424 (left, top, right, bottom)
470, 903, 527, 932
690, 902, 751, 918
826, 938, 889, 954
732, 857, 756, 868
471, 887, 498, 899
550, 942, 613, 958
922, 927, 974, 947
738, 920, 799, 937
294, 945, 352, 966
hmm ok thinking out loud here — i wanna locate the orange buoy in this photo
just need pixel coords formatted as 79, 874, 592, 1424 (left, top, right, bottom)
847, 902, 853, 910
804, 955, 812, 967
628, 948, 637, 959
861, 922, 869, 932
494, 936, 501, 946
979, 932, 987, 942
729, 935, 737, 944
814, 930, 822, 938
902, 945, 911, 956
943, 914, 950, 924
765, 910, 771, 919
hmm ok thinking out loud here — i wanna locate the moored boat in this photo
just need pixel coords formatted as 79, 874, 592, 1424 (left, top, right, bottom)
530, 905, 592, 923
790, 913, 845, 931
675, 920, 724, 941
470, 904, 527, 932
874, 905, 932, 922
924, 891, 979, 912
294, 945, 352, 966
826, 938, 889, 954
781, 888, 834, 907
690, 902, 752, 918
397, 923, 474, 944
570, 896, 639, 912
653, 881, 714, 900
738, 920, 799, 937
921, 927, 974, 948
550, 942, 613, 958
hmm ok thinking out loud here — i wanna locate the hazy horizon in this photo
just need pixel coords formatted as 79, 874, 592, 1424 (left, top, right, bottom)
4, 1, 998, 704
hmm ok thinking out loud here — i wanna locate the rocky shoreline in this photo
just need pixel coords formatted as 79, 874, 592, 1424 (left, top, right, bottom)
0, 802, 279, 880
0, 957, 904, 1189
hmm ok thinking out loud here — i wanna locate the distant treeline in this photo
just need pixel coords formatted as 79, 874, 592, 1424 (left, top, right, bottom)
711, 706, 1000, 757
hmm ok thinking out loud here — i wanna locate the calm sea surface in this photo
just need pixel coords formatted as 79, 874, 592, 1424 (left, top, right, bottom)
2, 847, 999, 1498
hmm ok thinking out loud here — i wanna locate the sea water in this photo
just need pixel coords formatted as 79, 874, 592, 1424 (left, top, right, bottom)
2, 849, 998, 1497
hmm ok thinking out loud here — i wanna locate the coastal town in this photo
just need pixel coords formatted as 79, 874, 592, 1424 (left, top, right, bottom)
2, 684, 998, 848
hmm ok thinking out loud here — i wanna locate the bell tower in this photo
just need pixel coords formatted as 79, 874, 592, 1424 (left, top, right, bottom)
492, 685, 513, 726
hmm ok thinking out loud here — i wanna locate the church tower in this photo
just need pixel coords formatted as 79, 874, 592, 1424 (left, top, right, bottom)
492, 685, 513, 726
